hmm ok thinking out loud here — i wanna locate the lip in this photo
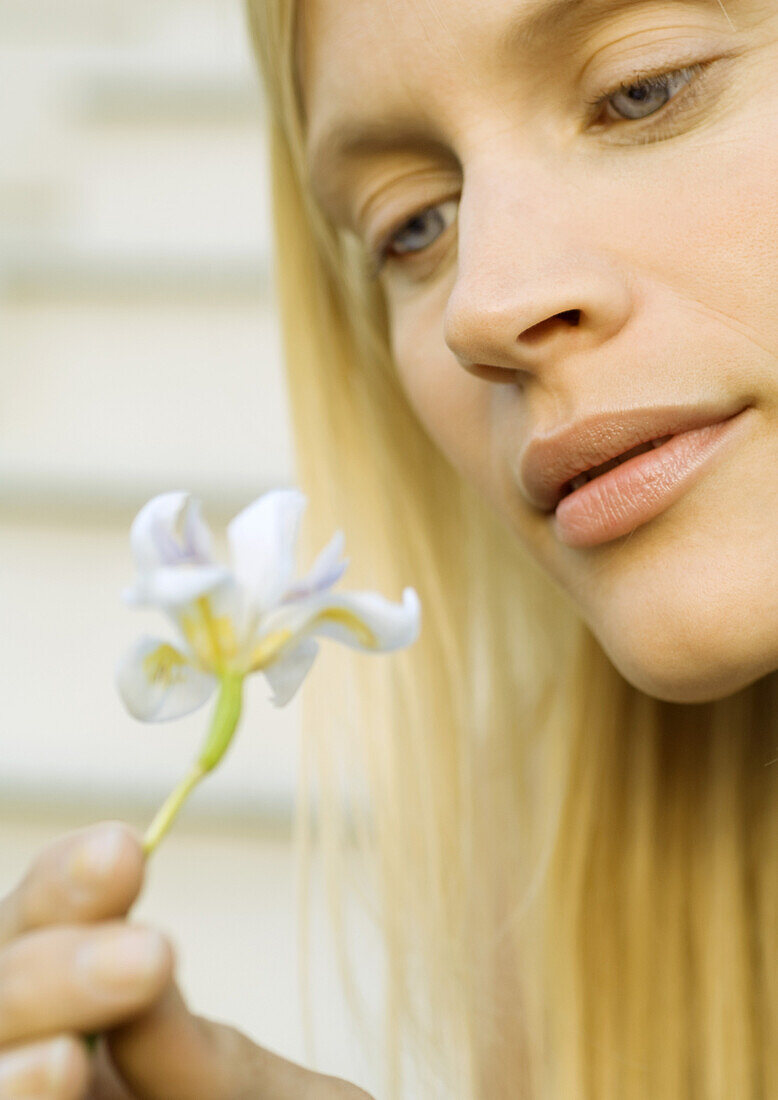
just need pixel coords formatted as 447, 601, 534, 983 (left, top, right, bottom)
549, 406, 751, 548
520, 402, 750, 514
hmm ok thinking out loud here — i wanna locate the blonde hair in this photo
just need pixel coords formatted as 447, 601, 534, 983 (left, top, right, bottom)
245, 3, 778, 1096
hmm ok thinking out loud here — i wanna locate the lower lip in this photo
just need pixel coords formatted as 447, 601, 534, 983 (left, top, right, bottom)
552, 408, 750, 549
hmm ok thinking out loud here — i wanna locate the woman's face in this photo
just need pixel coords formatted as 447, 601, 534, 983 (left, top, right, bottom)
298, 0, 778, 704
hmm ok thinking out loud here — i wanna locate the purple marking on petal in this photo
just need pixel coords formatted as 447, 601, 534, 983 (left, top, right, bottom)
184, 498, 213, 561
150, 506, 211, 566
280, 558, 348, 604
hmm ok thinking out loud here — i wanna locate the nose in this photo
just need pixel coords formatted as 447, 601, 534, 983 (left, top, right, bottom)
443, 168, 633, 384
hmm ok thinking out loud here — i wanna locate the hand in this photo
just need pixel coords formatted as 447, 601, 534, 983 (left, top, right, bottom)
0, 821, 374, 1099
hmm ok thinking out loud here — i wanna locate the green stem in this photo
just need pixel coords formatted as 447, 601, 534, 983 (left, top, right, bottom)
141, 762, 207, 855
142, 670, 245, 856
84, 672, 245, 1054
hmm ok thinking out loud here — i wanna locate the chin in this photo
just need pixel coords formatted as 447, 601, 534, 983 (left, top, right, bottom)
605, 649, 769, 704
592, 605, 778, 706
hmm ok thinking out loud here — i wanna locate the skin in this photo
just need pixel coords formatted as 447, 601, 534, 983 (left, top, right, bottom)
299, 0, 778, 705
0, 822, 373, 1098
6, 1, 778, 1092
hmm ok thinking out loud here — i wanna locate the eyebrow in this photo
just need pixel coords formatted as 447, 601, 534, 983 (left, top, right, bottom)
307, 0, 735, 208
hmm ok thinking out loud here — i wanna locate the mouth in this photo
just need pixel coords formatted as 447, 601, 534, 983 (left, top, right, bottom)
557, 435, 675, 501
520, 401, 751, 515
551, 409, 751, 548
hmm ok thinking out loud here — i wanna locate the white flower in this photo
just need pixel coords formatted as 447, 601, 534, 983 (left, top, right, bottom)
116, 489, 421, 720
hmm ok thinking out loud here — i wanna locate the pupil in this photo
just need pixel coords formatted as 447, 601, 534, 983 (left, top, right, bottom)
397, 211, 438, 251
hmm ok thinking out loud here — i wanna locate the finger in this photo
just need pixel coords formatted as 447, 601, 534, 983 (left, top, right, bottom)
0, 922, 173, 1046
106, 985, 374, 1100
0, 1034, 90, 1100
105, 985, 248, 1100
0, 822, 145, 948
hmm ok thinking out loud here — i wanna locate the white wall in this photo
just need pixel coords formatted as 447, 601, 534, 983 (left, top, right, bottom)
0, 3, 390, 1094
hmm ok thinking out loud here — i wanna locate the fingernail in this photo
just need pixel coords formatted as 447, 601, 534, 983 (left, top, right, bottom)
46, 1036, 74, 1089
0, 1043, 37, 1087
78, 928, 168, 991
69, 824, 126, 885
0, 1036, 69, 1089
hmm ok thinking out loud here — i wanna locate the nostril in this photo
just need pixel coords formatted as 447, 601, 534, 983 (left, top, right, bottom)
520, 309, 581, 345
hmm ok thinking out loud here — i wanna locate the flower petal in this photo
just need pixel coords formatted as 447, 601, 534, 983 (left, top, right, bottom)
252, 586, 421, 660
262, 637, 320, 707
227, 488, 307, 613
280, 529, 349, 603
311, 587, 421, 650
123, 563, 232, 610
130, 492, 214, 572
116, 636, 217, 721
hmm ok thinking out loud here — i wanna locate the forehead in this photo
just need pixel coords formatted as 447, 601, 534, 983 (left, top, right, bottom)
297, 0, 567, 210
297, 0, 736, 215
296, 0, 727, 117
297, 0, 478, 129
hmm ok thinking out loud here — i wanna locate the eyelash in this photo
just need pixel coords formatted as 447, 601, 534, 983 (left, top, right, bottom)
367, 59, 711, 280
584, 59, 707, 121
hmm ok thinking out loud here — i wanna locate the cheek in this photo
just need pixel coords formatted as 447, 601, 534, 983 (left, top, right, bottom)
622, 68, 778, 346
390, 307, 496, 488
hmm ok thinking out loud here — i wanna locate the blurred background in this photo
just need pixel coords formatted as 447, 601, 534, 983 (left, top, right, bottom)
0, 2, 386, 1094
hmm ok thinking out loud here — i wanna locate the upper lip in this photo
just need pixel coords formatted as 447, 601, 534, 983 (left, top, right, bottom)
520, 402, 748, 513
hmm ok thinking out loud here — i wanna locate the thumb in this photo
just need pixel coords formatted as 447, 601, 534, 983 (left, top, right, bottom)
100, 982, 375, 1100
101, 983, 248, 1100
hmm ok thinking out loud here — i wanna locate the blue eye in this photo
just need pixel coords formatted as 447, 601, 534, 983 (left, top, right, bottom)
586, 61, 707, 124
368, 199, 458, 280
366, 58, 720, 279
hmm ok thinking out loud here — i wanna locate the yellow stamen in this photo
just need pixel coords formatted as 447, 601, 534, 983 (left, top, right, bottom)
142, 643, 189, 686
246, 608, 377, 672
197, 595, 224, 664
247, 628, 294, 671
179, 596, 238, 672
313, 607, 377, 648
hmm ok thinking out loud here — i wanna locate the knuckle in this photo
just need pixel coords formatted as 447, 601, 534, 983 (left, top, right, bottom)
75, 923, 175, 1003
0, 886, 21, 946
15, 864, 67, 933
0, 946, 35, 1041
0, 823, 146, 949
0, 923, 175, 1050
0, 1034, 86, 1097
20, 822, 144, 932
